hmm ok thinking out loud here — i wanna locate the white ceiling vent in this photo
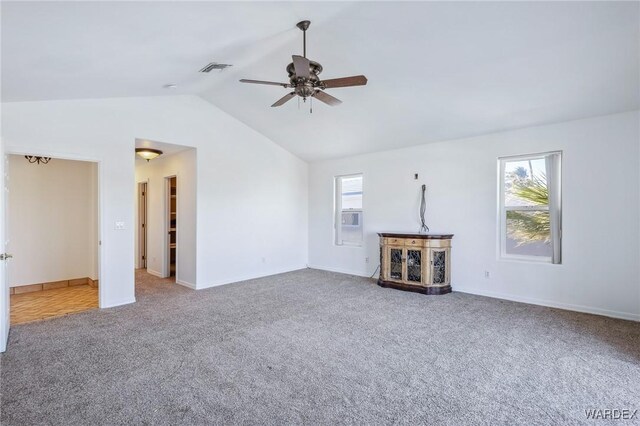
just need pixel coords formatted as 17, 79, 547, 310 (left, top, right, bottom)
199, 62, 232, 73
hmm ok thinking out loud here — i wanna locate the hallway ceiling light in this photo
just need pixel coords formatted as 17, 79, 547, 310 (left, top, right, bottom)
136, 148, 163, 162
25, 155, 51, 164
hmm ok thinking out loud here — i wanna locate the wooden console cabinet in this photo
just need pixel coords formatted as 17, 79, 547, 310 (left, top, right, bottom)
378, 233, 453, 295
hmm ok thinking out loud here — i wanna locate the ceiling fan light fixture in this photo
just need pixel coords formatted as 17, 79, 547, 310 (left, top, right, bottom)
136, 148, 163, 162
25, 155, 51, 164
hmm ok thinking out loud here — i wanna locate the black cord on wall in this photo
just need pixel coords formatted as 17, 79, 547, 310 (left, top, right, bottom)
369, 264, 380, 279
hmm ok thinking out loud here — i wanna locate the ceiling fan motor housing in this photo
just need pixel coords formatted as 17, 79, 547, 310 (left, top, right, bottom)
287, 60, 323, 98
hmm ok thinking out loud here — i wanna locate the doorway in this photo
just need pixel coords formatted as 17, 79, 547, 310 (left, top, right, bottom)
166, 176, 177, 278
6, 154, 100, 324
134, 140, 196, 289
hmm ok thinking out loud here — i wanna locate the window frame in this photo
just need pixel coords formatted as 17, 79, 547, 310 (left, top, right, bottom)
334, 173, 363, 247
497, 151, 562, 264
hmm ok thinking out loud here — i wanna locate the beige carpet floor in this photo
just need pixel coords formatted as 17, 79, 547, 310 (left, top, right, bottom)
1, 269, 639, 425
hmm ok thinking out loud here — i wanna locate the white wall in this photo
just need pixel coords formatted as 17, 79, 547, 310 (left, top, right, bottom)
7, 93, 633, 324
309, 111, 640, 321
135, 148, 197, 288
7, 155, 98, 286
2, 95, 308, 306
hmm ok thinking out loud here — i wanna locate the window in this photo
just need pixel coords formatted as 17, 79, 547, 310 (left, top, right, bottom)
335, 174, 363, 246
499, 152, 562, 263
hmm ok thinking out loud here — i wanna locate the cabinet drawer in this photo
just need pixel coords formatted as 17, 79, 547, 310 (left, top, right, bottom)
405, 238, 422, 247
384, 237, 405, 246
425, 239, 451, 248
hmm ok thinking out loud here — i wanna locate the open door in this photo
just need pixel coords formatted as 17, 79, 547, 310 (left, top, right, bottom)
0, 138, 9, 352
138, 182, 148, 269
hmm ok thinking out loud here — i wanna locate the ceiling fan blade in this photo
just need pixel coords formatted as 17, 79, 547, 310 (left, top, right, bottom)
321, 75, 368, 89
313, 90, 342, 106
271, 92, 297, 107
240, 79, 290, 88
292, 55, 310, 79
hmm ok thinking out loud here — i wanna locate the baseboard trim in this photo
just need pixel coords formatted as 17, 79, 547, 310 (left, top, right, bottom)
101, 297, 136, 309
175, 279, 196, 290
454, 286, 640, 322
307, 266, 639, 322
197, 265, 308, 290
146, 269, 164, 279
10, 277, 97, 295
307, 264, 371, 278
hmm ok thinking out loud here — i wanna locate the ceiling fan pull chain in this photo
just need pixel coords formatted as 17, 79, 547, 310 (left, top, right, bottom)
310, 96, 313, 114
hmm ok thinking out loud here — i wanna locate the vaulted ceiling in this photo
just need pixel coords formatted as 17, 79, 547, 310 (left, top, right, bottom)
2, 1, 639, 161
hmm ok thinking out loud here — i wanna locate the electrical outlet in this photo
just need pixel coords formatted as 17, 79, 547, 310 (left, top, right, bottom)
261, 257, 266, 263
365, 257, 370, 264
115, 221, 125, 230
484, 271, 490, 279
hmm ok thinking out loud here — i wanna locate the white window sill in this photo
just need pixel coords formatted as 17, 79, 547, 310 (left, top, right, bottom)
498, 256, 561, 266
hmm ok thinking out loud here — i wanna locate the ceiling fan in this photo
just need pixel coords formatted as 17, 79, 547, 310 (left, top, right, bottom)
239, 20, 368, 109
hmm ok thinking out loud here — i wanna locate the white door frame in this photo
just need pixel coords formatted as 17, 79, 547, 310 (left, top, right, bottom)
3, 148, 104, 309
0, 142, 8, 352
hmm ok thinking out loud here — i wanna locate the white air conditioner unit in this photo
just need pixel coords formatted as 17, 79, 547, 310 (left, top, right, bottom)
341, 210, 362, 227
